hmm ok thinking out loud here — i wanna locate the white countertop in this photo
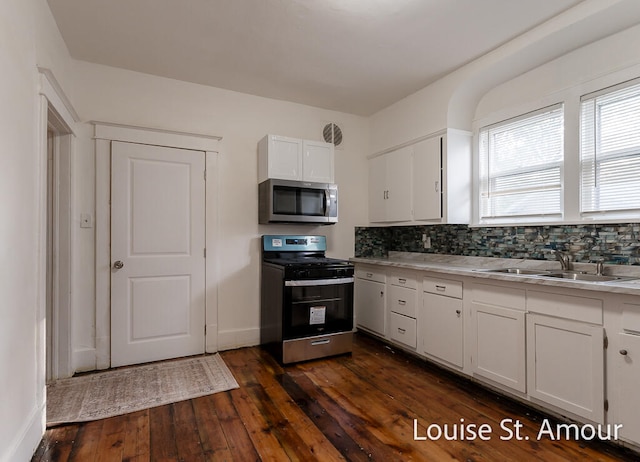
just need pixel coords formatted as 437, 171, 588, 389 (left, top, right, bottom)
350, 252, 640, 296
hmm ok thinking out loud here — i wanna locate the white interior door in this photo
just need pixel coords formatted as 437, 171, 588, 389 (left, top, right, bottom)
111, 141, 206, 367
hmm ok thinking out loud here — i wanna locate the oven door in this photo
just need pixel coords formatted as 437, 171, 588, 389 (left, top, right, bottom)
283, 277, 354, 340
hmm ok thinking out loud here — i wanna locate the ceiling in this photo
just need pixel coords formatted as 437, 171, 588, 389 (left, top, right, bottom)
47, 0, 587, 115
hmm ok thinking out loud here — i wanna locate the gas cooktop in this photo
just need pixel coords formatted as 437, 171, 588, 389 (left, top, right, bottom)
263, 255, 352, 268
261, 235, 354, 279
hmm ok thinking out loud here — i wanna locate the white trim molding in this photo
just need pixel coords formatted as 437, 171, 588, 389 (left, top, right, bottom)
94, 122, 222, 368
38, 67, 79, 129
92, 121, 221, 151
37, 67, 77, 382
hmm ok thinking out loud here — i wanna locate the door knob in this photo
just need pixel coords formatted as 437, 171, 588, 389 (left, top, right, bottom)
113, 260, 124, 269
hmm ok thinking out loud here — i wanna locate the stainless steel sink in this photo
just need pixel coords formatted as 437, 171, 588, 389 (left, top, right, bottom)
541, 272, 634, 282
480, 268, 638, 282
481, 268, 552, 275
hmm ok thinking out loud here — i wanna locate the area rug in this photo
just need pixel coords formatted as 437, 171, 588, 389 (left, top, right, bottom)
46, 354, 239, 426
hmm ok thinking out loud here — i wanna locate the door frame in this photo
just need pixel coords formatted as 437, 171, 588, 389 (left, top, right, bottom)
37, 68, 78, 381
94, 122, 221, 369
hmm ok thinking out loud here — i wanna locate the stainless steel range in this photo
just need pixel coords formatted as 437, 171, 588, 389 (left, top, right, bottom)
260, 235, 354, 364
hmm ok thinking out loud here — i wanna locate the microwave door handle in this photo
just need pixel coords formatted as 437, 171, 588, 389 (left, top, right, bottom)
325, 189, 331, 217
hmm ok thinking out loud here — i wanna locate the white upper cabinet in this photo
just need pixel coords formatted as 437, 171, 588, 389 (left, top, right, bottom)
302, 139, 334, 183
368, 129, 471, 224
413, 130, 471, 224
258, 135, 334, 183
412, 136, 442, 221
368, 146, 413, 222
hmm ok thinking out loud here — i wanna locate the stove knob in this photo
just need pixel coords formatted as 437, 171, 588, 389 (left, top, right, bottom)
297, 270, 308, 279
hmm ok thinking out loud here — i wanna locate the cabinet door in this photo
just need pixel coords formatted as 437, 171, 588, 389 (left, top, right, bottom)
385, 146, 413, 222
527, 313, 604, 423
368, 155, 387, 223
302, 140, 334, 183
412, 137, 442, 221
355, 278, 385, 336
617, 333, 640, 443
267, 136, 302, 180
471, 302, 526, 393
421, 293, 463, 367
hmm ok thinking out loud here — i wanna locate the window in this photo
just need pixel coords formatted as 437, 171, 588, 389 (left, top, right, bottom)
479, 105, 564, 223
581, 79, 640, 217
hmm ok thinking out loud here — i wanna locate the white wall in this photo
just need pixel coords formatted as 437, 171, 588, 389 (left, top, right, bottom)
0, 0, 76, 460
368, 0, 640, 154
68, 61, 370, 362
473, 23, 640, 224
475, 23, 640, 122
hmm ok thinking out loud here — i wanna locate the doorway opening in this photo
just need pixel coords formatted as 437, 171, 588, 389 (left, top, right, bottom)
45, 106, 73, 381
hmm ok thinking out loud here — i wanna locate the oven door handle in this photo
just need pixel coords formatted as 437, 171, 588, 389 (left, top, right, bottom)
285, 277, 354, 287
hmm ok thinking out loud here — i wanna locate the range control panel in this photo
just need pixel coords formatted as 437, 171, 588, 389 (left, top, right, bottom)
262, 235, 326, 252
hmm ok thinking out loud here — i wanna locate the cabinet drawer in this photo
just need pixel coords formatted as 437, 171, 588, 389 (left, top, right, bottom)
355, 267, 386, 284
527, 291, 602, 325
423, 277, 462, 299
389, 273, 417, 289
621, 303, 640, 334
471, 283, 525, 311
389, 312, 417, 349
388, 284, 416, 318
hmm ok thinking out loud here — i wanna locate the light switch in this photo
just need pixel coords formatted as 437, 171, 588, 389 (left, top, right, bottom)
80, 213, 93, 228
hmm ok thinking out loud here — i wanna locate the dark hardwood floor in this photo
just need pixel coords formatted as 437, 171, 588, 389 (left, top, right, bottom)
33, 333, 640, 461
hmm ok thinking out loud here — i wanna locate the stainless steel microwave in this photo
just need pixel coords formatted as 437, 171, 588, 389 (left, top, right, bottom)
259, 179, 338, 225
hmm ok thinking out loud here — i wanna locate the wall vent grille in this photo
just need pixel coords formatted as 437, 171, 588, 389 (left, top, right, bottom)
322, 123, 343, 147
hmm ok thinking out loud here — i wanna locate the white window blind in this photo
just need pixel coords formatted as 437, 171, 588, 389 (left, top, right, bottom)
479, 105, 564, 222
581, 79, 640, 216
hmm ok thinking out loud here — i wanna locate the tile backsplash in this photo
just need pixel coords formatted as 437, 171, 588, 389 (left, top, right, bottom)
355, 224, 640, 265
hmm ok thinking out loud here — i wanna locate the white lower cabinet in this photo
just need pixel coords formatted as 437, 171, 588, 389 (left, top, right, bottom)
355, 267, 386, 336
613, 301, 640, 445
616, 332, 640, 443
420, 277, 463, 368
470, 283, 526, 393
353, 262, 640, 447
526, 313, 604, 423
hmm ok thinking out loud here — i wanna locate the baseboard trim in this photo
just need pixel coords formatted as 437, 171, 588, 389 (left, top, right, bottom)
217, 327, 260, 351
5, 402, 45, 462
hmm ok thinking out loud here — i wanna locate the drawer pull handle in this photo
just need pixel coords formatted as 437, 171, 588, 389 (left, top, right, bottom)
456, 310, 461, 317
366, 272, 373, 278
398, 300, 406, 305
398, 278, 406, 284
398, 328, 406, 334
380, 291, 384, 297
311, 339, 331, 346
620, 349, 628, 356
435, 285, 446, 291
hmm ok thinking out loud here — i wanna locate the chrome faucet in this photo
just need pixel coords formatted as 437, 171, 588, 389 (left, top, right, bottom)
595, 260, 605, 276
554, 250, 571, 271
